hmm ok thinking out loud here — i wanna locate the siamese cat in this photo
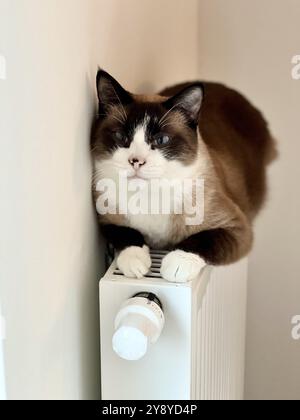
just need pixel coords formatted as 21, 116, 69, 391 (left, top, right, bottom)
92, 70, 276, 283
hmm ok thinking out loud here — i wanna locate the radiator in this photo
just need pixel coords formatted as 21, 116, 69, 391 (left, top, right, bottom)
99, 251, 248, 400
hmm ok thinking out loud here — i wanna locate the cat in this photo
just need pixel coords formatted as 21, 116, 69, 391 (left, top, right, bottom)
91, 70, 277, 283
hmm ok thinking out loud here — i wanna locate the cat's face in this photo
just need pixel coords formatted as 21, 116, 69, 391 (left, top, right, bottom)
92, 70, 204, 182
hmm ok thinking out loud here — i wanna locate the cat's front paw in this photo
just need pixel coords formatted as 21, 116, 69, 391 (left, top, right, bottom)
117, 245, 152, 279
161, 250, 206, 283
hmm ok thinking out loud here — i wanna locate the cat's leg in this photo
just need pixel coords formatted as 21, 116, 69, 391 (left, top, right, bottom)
161, 213, 253, 283
101, 224, 151, 279
176, 226, 252, 265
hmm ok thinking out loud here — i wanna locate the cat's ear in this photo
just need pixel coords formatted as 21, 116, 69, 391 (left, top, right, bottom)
163, 83, 204, 124
96, 69, 133, 113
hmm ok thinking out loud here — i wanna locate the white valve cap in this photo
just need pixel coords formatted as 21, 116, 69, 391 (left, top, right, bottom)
112, 295, 164, 361
112, 325, 148, 361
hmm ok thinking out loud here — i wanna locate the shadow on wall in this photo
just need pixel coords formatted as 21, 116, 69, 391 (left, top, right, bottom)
77, 74, 105, 400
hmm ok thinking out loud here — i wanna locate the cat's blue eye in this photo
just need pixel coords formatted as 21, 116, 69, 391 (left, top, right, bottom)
154, 135, 171, 147
113, 131, 128, 146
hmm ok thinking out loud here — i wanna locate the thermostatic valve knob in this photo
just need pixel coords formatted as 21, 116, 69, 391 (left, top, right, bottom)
112, 293, 165, 361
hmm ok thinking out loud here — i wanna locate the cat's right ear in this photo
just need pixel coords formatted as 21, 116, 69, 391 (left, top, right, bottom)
96, 69, 132, 113
163, 83, 204, 126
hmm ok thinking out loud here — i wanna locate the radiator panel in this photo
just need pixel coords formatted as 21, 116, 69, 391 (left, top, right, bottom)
100, 253, 247, 400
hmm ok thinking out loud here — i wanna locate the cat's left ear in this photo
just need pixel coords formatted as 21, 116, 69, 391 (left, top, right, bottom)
164, 83, 204, 124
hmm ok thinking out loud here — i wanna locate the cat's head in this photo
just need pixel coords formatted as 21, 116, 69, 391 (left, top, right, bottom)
92, 70, 204, 181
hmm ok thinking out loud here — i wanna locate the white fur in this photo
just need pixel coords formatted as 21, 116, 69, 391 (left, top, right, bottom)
160, 250, 206, 283
94, 122, 209, 248
130, 119, 150, 156
117, 245, 152, 279
127, 213, 172, 248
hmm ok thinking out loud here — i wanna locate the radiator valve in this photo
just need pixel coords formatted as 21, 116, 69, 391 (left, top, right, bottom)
112, 292, 165, 361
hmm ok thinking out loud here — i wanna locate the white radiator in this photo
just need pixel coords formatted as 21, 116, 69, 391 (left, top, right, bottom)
99, 251, 248, 400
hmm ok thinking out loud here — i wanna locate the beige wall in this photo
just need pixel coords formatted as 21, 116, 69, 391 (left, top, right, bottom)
0, 0, 103, 400
198, 0, 300, 400
94, 0, 200, 92
1, 0, 298, 401
0, 0, 200, 400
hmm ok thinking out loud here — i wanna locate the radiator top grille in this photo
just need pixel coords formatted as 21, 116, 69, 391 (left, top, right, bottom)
113, 250, 168, 279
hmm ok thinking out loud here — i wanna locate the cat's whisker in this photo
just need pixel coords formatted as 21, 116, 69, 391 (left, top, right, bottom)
112, 105, 127, 123
160, 114, 172, 126
159, 101, 185, 125
91, 144, 101, 153
110, 114, 125, 125
160, 121, 174, 130
111, 85, 127, 121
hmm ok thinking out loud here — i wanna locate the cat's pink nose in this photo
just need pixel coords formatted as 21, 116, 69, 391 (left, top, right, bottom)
128, 157, 146, 170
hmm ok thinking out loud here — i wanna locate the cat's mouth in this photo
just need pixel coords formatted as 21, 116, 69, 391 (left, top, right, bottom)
128, 173, 147, 180
121, 167, 163, 181
127, 170, 164, 181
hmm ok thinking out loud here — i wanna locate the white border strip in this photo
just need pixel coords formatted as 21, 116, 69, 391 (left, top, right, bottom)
0, 304, 6, 400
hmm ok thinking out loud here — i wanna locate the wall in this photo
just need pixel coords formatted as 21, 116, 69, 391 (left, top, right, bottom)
3, 0, 295, 402
0, 0, 103, 400
0, 304, 6, 400
94, 0, 200, 92
0, 0, 200, 400
197, 0, 300, 400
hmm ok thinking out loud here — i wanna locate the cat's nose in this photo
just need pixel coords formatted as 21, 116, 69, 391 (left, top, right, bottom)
128, 157, 146, 170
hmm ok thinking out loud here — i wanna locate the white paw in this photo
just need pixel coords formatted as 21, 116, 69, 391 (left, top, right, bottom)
117, 246, 152, 279
160, 250, 206, 283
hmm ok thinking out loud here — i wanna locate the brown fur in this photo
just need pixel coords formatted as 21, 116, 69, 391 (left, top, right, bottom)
92, 74, 277, 265
158, 81, 277, 263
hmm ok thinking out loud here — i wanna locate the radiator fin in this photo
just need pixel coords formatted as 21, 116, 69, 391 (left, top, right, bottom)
194, 262, 247, 400
113, 250, 168, 279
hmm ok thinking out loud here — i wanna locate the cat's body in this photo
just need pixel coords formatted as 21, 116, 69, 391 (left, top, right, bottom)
92, 71, 276, 283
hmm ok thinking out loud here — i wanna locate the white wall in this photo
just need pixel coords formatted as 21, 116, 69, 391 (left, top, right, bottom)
94, 0, 200, 92
0, 304, 6, 400
3, 0, 296, 402
197, 0, 300, 400
0, 0, 103, 400
0, 0, 200, 400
